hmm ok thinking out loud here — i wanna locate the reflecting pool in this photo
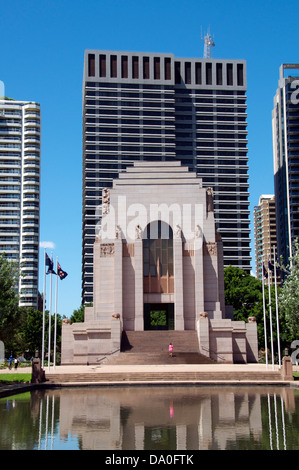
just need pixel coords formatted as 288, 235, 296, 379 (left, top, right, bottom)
0, 385, 299, 450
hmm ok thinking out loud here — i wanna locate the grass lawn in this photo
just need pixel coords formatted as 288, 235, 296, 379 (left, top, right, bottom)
0, 373, 32, 384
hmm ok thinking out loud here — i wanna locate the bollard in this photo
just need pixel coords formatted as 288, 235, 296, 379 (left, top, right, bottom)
281, 356, 294, 381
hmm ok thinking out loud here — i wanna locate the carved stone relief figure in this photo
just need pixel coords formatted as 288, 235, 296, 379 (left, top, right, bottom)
135, 225, 142, 239
195, 225, 202, 238
204, 242, 217, 256
206, 187, 214, 212
174, 224, 182, 239
95, 226, 102, 242
102, 188, 110, 214
115, 225, 121, 239
100, 243, 115, 257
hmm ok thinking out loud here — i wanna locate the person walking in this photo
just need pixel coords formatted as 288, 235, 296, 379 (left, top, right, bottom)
14, 357, 19, 369
169, 343, 173, 357
8, 356, 13, 370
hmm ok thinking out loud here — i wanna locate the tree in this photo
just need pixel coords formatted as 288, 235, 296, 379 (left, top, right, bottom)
69, 303, 93, 324
70, 305, 85, 324
0, 254, 23, 353
224, 266, 287, 351
19, 308, 44, 357
224, 266, 263, 319
279, 238, 299, 339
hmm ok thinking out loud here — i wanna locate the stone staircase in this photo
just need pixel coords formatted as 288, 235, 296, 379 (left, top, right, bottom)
106, 330, 214, 365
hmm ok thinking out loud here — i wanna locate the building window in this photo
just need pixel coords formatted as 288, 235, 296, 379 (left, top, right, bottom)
132, 56, 139, 79
121, 56, 128, 78
216, 63, 223, 85
185, 62, 191, 84
154, 57, 160, 80
164, 58, 171, 80
143, 221, 174, 294
110, 55, 117, 78
227, 63, 233, 86
175, 62, 181, 84
88, 54, 95, 77
206, 63, 212, 85
143, 57, 150, 79
237, 64, 244, 86
195, 63, 202, 84
99, 54, 106, 78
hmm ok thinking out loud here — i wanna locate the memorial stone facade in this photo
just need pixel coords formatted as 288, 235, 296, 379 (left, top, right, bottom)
61, 162, 258, 364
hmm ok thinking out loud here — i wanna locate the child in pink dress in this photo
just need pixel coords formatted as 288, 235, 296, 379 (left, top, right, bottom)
169, 343, 173, 357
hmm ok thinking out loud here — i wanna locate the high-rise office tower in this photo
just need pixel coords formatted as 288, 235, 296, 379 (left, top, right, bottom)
254, 195, 277, 281
82, 50, 250, 304
0, 98, 41, 308
272, 64, 299, 265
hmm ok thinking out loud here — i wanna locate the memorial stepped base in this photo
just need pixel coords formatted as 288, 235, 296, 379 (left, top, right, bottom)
45, 369, 283, 384
47, 331, 284, 384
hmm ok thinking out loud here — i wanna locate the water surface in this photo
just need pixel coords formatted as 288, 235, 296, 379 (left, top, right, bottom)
0, 385, 298, 450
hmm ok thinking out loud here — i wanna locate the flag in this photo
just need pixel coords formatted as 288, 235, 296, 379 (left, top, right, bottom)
46, 253, 56, 275
268, 260, 274, 272
57, 262, 68, 280
263, 264, 268, 279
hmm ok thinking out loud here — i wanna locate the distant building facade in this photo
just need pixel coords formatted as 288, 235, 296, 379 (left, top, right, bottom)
82, 50, 251, 305
272, 64, 299, 264
0, 98, 40, 308
62, 162, 258, 365
254, 195, 277, 281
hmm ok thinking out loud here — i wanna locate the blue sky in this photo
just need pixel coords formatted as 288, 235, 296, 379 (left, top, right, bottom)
1, 0, 298, 317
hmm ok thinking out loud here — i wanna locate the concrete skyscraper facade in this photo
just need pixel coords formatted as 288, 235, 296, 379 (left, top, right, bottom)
82, 50, 250, 304
253, 195, 277, 281
0, 98, 41, 308
272, 64, 299, 264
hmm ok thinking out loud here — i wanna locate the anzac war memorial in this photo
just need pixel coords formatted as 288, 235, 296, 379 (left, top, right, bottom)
61, 161, 259, 366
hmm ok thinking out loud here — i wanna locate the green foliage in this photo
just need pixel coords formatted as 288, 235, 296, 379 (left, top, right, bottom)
0, 254, 22, 352
150, 310, 167, 327
224, 266, 288, 351
70, 305, 85, 324
69, 303, 92, 324
224, 266, 263, 320
279, 238, 299, 339
19, 308, 62, 359
0, 373, 31, 384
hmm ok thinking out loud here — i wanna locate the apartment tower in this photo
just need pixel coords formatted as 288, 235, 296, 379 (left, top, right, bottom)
272, 64, 299, 264
82, 50, 250, 304
253, 195, 277, 281
0, 98, 41, 308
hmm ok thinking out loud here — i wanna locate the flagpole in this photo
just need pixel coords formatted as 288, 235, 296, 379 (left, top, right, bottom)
48, 252, 53, 372
262, 267, 268, 368
268, 252, 275, 370
53, 256, 58, 370
42, 249, 46, 369
273, 245, 281, 369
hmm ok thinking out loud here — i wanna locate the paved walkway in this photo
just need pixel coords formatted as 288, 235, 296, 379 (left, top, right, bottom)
0, 362, 290, 374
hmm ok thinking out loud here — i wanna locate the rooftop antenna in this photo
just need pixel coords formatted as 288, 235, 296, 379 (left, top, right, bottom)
201, 26, 215, 58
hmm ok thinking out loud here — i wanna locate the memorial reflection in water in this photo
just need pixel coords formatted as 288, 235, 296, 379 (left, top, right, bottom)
0, 386, 298, 450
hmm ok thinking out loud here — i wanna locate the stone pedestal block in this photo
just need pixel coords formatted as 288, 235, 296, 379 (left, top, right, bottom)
282, 356, 294, 381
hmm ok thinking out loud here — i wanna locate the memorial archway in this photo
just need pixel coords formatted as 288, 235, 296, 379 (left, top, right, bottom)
143, 221, 174, 330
